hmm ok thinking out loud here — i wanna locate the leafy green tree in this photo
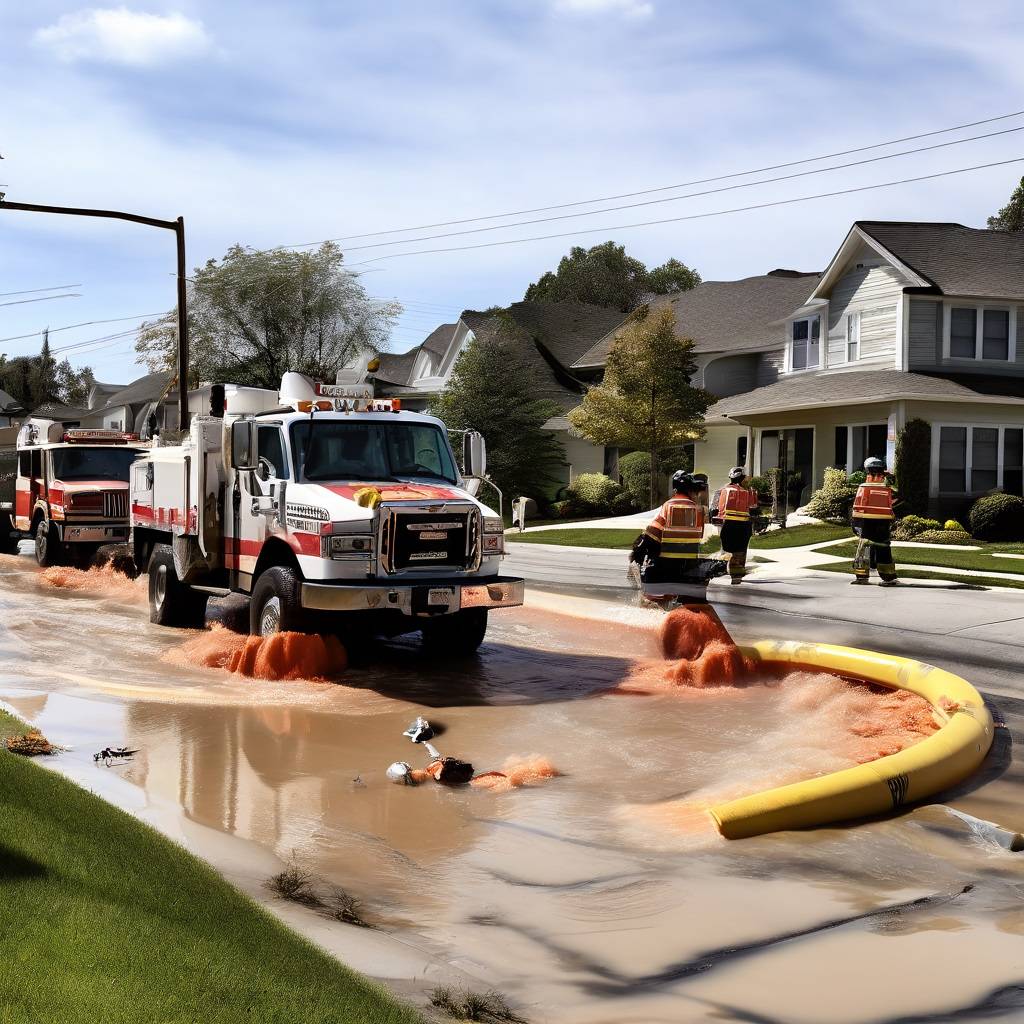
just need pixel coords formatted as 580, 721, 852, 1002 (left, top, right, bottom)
135, 242, 401, 388
523, 241, 700, 311
431, 317, 565, 505
987, 176, 1024, 232
568, 306, 712, 506
0, 330, 95, 412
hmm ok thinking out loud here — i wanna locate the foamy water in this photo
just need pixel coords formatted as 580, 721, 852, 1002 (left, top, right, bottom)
37, 562, 145, 602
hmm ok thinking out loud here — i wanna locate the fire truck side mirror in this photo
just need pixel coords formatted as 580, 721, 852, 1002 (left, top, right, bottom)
231, 420, 259, 471
463, 431, 487, 479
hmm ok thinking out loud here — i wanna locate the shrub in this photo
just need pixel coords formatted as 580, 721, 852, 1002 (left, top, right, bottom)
913, 529, 973, 545
611, 490, 637, 515
969, 493, 1024, 541
748, 475, 773, 504
846, 471, 866, 487
895, 418, 931, 516
891, 514, 942, 540
803, 467, 857, 522
567, 473, 625, 515
549, 498, 583, 520
944, 519, 966, 532
618, 451, 653, 509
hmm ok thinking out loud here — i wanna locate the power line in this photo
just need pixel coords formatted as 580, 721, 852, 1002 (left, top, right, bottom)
0, 283, 82, 297
0, 292, 80, 308
339, 123, 1024, 253
292, 108, 1024, 244
0, 313, 162, 346
350, 156, 1024, 265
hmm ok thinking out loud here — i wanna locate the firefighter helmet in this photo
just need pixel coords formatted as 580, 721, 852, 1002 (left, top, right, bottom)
671, 470, 695, 493
863, 457, 886, 474
728, 466, 747, 483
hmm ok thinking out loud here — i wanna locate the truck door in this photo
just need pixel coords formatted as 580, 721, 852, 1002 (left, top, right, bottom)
234, 424, 287, 587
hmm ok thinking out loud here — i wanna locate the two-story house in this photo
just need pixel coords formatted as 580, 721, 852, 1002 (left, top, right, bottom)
706, 222, 1024, 516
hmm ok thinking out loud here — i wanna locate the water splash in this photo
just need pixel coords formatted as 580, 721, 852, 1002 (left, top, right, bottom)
164, 624, 348, 681
470, 756, 561, 793
38, 562, 144, 602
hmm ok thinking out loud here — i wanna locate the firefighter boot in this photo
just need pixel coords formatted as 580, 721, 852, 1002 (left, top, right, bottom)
728, 549, 747, 584
851, 538, 870, 585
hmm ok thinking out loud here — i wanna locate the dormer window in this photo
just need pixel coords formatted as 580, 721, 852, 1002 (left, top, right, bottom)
791, 315, 821, 371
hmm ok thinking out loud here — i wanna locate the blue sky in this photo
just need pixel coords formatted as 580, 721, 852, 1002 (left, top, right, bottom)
2, 0, 1024, 384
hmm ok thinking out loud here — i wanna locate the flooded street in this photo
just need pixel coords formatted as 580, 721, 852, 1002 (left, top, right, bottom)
2, 549, 1023, 1024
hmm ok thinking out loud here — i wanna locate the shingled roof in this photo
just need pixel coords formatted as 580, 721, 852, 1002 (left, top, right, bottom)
0, 388, 23, 414
710, 369, 1024, 419
572, 270, 820, 368
373, 349, 419, 387
855, 221, 1024, 301
89, 371, 176, 416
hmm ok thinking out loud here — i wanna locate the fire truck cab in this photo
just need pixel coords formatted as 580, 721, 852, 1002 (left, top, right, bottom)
130, 372, 523, 652
0, 420, 144, 566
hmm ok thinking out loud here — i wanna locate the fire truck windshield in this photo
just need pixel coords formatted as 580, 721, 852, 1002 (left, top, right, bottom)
50, 447, 141, 482
290, 421, 458, 484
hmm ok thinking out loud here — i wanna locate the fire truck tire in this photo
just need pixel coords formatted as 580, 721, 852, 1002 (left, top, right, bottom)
0, 513, 18, 554
149, 544, 208, 627
421, 608, 488, 655
35, 519, 64, 567
250, 566, 304, 636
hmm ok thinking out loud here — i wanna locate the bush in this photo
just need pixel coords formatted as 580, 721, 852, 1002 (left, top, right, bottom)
912, 529, 973, 545
847, 471, 866, 487
611, 490, 637, 515
969, 493, 1024, 542
567, 473, 623, 513
944, 519, 966, 532
803, 467, 857, 522
618, 451, 653, 509
891, 514, 942, 540
748, 475, 773, 504
549, 498, 583, 520
895, 418, 931, 517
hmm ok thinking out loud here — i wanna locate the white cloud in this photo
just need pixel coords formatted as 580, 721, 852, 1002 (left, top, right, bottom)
553, 0, 654, 18
35, 7, 210, 66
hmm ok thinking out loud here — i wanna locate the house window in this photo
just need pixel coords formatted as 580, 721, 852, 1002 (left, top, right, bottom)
845, 312, 860, 363
791, 316, 820, 371
945, 305, 1016, 361
938, 425, 1024, 495
736, 435, 748, 467
836, 424, 887, 473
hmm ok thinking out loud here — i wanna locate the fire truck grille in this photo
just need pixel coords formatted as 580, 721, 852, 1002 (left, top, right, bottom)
379, 507, 480, 574
103, 491, 129, 519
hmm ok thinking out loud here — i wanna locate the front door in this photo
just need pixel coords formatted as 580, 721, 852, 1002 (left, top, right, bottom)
759, 428, 814, 513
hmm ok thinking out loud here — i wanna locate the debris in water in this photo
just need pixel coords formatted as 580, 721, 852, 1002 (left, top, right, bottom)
5, 729, 55, 757
470, 756, 560, 793
164, 623, 348, 681
93, 746, 138, 766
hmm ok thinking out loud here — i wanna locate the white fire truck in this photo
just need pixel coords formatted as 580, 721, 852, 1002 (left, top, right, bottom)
130, 372, 523, 651
0, 421, 143, 564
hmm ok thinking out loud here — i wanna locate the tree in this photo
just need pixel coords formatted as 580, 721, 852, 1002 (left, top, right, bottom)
568, 306, 713, 506
523, 241, 700, 311
894, 418, 931, 517
431, 316, 565, 506
987, 176, 1024, 232
0, 332, 95, 412
134, 242, 401, 388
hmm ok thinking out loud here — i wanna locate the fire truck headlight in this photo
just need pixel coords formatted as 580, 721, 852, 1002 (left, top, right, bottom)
328, 534, 373, 558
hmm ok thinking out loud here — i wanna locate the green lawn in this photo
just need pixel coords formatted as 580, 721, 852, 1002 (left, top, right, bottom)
818, 541, 1024, 576
807, 560, 1024, 591
0, 710, 423, 1024
506, 522, 850, 551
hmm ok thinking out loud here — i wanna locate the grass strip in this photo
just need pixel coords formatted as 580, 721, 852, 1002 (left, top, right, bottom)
506, 523, 849, 551
0, 709, 422, 1024
819, 541, 1024, 576
807, 561, 1024, 590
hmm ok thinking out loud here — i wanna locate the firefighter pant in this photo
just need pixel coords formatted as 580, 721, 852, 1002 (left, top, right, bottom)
720, 520, 752, 581
852, 518, 897, 582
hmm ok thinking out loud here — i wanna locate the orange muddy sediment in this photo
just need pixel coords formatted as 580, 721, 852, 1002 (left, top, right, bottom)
470, 756, 561, 792
37, 562, 144, 602
164, 624, 348, 681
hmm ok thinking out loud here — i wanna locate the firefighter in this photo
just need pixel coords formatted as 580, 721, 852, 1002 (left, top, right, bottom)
851, 456, 898, 586
637, 470, 706, 585
712, 466, 761, 584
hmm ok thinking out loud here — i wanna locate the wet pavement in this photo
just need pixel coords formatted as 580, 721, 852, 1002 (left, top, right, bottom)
1, 548, 1023, 1024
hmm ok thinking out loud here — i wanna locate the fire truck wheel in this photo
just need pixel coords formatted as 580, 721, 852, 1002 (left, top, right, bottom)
421, 608, 488, 656
35, 519, 64, 567
149, 544, 208, 627
250, 566, 304, 636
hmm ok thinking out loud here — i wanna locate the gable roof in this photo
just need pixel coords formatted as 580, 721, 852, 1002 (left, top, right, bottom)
848, 222, 1024, 301
422, 323, 457, 356
0, 388, 23, 413
373, 349, 419, 388
709, 368, 1024, 420
572, 271, 820, 368
87, 371, 176, 417
502, 300, 628, 369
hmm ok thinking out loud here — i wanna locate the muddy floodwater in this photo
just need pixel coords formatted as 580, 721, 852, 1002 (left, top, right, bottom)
2, 551, 1023, 1024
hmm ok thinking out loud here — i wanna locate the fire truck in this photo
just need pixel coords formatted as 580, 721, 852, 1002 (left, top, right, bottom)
129, 372, 523, 651
0, 421, 144, 564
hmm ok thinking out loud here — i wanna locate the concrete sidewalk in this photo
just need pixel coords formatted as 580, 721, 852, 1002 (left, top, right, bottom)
504, 542, 1024, 646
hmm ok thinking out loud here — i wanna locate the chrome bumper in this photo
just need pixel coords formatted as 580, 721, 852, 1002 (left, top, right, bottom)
300, 576, 524, 616
59, 523, 129, 543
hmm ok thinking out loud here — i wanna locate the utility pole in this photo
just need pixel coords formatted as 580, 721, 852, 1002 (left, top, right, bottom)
0, 199, 190, 431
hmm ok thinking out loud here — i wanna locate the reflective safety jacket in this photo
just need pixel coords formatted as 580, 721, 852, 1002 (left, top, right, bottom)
853, 481, 894, 520
717, 484, 761, 522
645, 496, 704, 559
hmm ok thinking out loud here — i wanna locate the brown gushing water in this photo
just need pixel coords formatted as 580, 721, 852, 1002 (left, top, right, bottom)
2, 550, 1022, 1024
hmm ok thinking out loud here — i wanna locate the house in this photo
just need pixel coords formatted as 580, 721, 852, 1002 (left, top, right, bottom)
0, 388, 24, 427
372, 300, 627, 488
705, 222, 1024, 517
80, 370, 179, 434
572, 269, 822, 498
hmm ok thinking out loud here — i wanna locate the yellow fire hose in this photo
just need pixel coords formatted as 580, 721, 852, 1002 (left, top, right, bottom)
709, 640, 994, 839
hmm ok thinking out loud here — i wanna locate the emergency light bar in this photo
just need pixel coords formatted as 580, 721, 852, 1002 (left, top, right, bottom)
300, 383, 402, 413
63, 429, 140, 444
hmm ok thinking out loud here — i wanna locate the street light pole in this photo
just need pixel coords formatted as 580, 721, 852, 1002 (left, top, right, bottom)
0, 199, 190, 432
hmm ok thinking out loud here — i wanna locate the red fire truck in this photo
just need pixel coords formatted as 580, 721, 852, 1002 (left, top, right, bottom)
0, 419, 145, 565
